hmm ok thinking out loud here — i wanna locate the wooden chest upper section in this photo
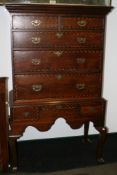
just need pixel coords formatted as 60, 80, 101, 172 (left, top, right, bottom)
5, 4, 112, 103
6, 4, 112, 51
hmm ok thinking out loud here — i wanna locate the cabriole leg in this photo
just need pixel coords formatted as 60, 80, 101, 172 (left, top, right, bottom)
83, 122, 92, 143
95, 126, 108, 163
9, 136, 19, 172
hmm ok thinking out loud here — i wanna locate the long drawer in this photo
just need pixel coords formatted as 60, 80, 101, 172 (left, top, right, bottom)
14, 73, 101, 100
13, 31, 103, 48
13, 50, 102, 73
11, 100, 104, 122
12, 15, 104, 30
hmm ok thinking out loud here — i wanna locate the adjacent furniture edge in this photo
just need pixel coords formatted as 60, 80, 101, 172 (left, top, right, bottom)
0, 77, 9, 172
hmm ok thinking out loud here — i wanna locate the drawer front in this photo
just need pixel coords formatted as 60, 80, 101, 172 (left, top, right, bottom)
62, 16, 104, 29
12, 103, 79, 122
12, 15, 58, 29
14, 73, 101, 100
13, 50, 102, 73
39, 103, 80, 124
12, 15, 104, 30
81, 105, 103, 117
12, 106, 38, 121
13, 31, 103, 48
39, 103, 103, 121
12, 101, 104, 122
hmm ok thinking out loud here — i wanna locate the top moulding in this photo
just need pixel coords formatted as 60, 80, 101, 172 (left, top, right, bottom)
0, 0, 112, 6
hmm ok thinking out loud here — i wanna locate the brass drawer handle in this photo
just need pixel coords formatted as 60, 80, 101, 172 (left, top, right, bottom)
32, 37, 41, 44
55, 74, 62, 80
23, 112, 30, 118
77, 58, 86, 64
32, 59, 41, 65
76, 83, 85, 90
32, 84, 43, 92
56, 32, 63, 39
77, 37, 86, 44
31, 19, 41, 27
77, 20, 87, 27
53, 51, 63, 57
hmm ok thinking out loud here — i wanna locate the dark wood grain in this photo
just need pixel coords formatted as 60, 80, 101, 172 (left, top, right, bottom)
12, 15, 104, 30
13, 50, 102, 73
13, 31, 103, 48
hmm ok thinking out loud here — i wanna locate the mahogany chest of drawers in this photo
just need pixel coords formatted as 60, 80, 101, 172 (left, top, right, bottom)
5, 4, 112, 171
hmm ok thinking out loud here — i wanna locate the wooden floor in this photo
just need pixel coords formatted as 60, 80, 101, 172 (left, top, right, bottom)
2, 162, 117, 175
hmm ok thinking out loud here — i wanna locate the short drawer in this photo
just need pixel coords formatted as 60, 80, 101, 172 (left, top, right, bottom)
62, 16, 104, 29
13, 50, 102, 73
13, 31, 103, 48
80, 105, 103, 117
37, 103, 80, 123
12, 15, 58, 29
14, 73, 101, 100
11, 106, 38, 121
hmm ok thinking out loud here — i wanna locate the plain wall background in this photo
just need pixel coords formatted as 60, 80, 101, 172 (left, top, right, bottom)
0, 0, 117, 141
